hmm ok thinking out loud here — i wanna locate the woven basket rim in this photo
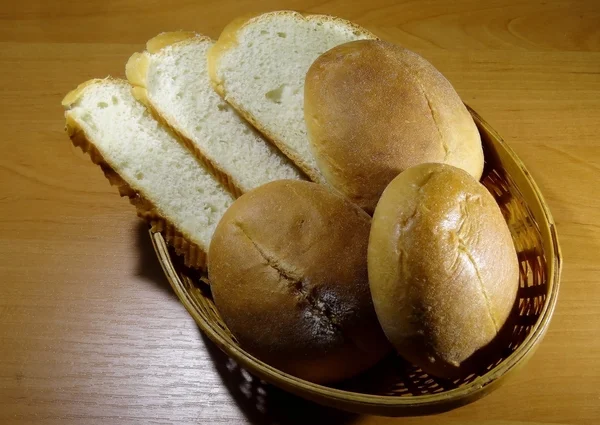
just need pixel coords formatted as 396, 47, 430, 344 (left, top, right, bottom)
151, 106, 562, 411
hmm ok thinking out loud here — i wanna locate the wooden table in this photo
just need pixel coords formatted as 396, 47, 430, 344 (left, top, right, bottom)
1, 1, 598, 423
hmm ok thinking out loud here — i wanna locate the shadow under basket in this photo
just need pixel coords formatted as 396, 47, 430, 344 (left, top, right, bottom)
150, 106, 562, 416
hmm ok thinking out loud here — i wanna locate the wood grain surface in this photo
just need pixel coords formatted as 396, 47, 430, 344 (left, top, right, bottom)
0, 0, 598, 424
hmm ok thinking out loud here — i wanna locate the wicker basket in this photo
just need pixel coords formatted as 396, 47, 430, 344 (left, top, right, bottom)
151, 106, 561, 416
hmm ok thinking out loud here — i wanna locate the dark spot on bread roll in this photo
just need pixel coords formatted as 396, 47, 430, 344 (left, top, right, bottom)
208, 180, 391, 383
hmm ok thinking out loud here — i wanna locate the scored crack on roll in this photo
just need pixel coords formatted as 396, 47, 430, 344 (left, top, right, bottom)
208, 180, 391, 383
368, 163, 519, 378
304, 39, 484, 213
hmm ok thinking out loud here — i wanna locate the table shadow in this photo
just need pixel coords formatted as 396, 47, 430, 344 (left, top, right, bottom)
134, 221, 177, 298
134, 222, 356, 423
199, 331, 359, 425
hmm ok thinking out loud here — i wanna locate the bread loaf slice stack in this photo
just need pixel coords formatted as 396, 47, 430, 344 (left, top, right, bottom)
62, 78, 234, 269
208, 11, 377, 182
126, 31, 305, 197
62, 13, 378, 268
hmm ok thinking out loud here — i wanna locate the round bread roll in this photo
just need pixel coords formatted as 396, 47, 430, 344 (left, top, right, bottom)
368, 163, 518, 378
304, 40, 484, 213
208, 180, 390, 383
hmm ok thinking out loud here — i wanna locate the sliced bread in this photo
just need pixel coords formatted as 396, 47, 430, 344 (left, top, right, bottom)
62, 78, 234, 269
208, 11, 377, 182
126, 32, 305, 197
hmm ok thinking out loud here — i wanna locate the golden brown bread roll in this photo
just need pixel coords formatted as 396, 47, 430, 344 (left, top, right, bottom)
304, 40, 484, 213
368, 163, 518, 378
208, 180, 390, 383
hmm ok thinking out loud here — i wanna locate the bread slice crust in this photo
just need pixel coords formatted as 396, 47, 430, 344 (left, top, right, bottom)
63, 78, 218, 269
127, 31, 305, 198
126, 32, 246, 198
207, 11, 378, 183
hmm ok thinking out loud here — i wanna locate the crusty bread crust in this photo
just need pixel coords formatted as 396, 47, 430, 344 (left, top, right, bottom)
208, 180, 390, 383
126, 33, 245, 198
305, 40, 484, 214
63, 78, 207, 269
207, 11, 378, 183
368, 163, 518, 378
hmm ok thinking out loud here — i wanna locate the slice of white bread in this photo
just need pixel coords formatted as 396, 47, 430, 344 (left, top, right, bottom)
126, 32, 305, 197
62, 78, 234, 269
208, 11, 377, 182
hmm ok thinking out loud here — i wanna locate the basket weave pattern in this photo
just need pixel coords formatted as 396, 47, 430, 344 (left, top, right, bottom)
151, 108, 560, 416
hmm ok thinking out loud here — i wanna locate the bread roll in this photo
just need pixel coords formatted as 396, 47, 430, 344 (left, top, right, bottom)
304, 40, 484, 213
208, 180, 390, 383
368, 163, 518, 378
